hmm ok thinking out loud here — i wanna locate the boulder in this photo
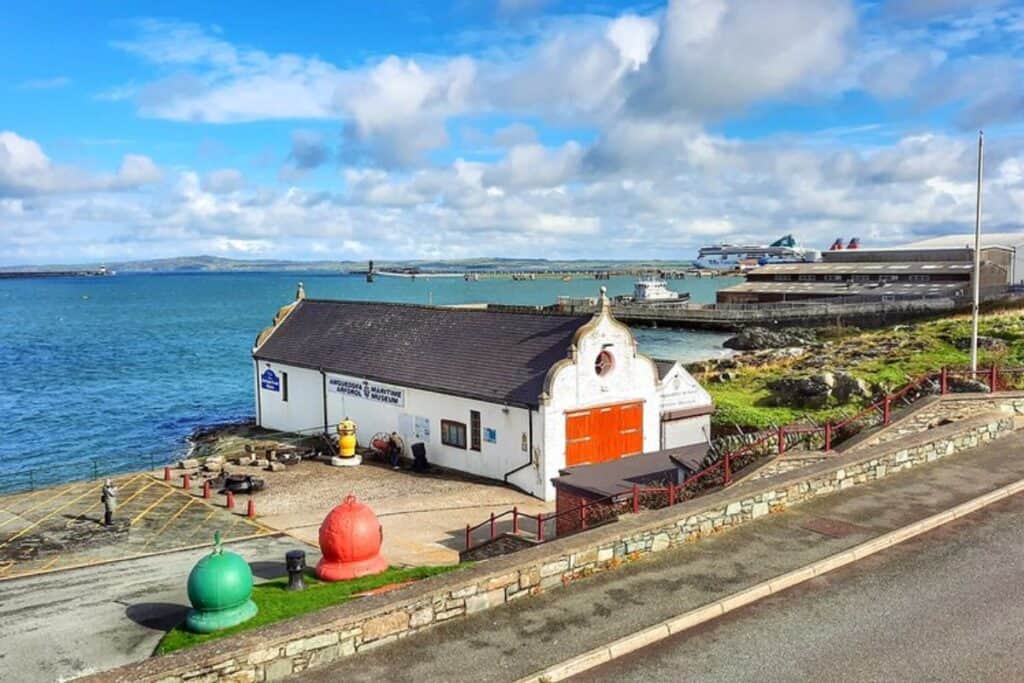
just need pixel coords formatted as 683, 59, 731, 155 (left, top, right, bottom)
723, 327, 813, 351
947, 376, 991, 393
178, 458, 200, 470
202, 461, 223, 473
832, 372, 871, 403
266, 462, 286, 472
766, 376, 832, 409
953, 335, 1006, 352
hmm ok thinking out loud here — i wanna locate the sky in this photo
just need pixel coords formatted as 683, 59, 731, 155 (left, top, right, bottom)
2, 0, 1024, 265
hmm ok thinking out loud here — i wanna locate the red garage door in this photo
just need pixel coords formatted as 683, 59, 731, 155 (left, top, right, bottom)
565, 402, 643, 466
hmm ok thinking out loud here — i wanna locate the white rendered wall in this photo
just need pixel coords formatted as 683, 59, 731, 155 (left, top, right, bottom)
661, 416, 711, 450
255, 360, 547, 499
539, 309, 661, 500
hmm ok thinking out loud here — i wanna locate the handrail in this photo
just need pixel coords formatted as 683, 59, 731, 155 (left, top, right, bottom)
463, 364, 1024, 552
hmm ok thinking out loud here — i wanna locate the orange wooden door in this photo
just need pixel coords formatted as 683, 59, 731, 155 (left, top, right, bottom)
565, 402, 643, 466
565, 409, 594, 465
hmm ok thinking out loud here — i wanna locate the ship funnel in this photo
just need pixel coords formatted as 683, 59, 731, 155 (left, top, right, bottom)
847, 237, 860, 249
829, 238, 844, 251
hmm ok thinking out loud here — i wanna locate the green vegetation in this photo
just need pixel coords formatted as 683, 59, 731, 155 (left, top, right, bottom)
156, 564, 461, 655
703, 310, 1024, 430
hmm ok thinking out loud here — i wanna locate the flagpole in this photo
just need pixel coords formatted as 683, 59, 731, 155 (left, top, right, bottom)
970, 130, 984, 374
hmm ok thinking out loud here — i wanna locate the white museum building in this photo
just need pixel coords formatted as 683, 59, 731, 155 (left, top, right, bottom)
252, 286, 713, 501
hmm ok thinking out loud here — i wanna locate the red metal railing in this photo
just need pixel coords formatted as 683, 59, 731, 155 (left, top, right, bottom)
463, 365, 1022, 552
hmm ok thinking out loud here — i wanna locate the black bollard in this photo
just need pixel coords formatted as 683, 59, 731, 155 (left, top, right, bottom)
285, 550, 306, 591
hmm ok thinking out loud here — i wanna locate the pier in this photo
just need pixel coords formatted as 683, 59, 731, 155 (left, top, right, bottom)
489, 293, 1019, 331
0, 268, 113, 280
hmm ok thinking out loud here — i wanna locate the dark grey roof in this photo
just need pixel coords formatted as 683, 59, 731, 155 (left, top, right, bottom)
551, 445, 708, 498
254, 299, 591, 407
653, 359, 677, 380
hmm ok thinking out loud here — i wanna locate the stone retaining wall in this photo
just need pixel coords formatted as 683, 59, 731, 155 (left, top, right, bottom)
858, 392, 1024, 449
86, 412, 1015, 683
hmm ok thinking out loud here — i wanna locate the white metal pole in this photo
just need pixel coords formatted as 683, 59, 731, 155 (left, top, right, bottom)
970, 130, 984, 374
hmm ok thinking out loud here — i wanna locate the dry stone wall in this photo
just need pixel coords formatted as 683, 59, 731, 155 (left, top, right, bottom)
86, 412, 1015, 683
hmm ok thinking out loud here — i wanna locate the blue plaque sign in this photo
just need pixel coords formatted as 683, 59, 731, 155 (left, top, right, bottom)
261, 369, 280, 392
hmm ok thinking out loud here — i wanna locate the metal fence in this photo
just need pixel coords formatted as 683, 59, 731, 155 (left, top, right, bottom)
463, 365, 1022, 554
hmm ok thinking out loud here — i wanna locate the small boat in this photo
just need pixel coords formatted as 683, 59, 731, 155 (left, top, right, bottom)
632, 278, 686, 302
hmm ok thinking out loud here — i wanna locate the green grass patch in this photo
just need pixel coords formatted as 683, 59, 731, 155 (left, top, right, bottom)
705, 310, 1024, 430
156, 564, 462, 655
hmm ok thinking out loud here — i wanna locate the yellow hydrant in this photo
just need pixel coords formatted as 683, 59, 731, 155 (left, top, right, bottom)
337, 418, 357, 458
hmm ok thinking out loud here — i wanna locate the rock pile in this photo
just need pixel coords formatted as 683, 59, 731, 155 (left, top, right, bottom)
723, 327, 815, 351
766, 371, 872, 408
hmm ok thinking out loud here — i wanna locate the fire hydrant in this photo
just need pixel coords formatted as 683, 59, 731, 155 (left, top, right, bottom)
337, 418, 357, 458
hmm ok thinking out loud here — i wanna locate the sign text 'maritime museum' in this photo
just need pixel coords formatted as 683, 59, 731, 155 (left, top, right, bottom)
328, 376, 405, 407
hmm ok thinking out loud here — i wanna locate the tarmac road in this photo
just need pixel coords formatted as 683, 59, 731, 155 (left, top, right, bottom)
574, 493, 1024, 683
0, 534, 316, 683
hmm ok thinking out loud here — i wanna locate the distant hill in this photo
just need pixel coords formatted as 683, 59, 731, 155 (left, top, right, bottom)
1, 255, 698, 274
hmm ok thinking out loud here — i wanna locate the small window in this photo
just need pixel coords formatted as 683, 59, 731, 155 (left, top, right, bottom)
775, 275, 791, 281
441, 420, 467, 449
909, 274, 931, 282
798, 274, 816, 282
282, 371, 289, 402
470, 411, 481, 451
595, 350, 614, 377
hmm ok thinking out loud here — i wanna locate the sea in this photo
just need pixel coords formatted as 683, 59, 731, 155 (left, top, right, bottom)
0, 272, 741, 491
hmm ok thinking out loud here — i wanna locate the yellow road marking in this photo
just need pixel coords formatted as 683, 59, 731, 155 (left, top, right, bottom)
112, 480, 158, 511
75, 473, 146, 521
0, 482, 105, 548
38, 556, 61, 572
142, 498, 195, 550
130, 489, 177, 526
1, 486, 51, 512
0, 561, 14, 576
0, 483, 83, 530
200, 508, 219, 525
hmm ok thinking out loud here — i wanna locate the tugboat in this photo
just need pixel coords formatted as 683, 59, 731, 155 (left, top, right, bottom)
631, 277, 687, 302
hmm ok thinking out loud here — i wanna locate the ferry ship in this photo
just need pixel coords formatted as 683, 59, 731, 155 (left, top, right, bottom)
694, 234, 820, 271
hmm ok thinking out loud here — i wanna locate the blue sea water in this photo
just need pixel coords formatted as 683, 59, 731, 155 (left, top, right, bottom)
0, 272, 739, 490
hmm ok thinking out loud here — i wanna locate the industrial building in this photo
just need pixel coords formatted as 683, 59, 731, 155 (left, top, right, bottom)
716, 242, 1016, 304
252, 287, 713, 501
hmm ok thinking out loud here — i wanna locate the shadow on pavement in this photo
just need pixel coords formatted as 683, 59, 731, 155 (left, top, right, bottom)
125, 603, 189, 632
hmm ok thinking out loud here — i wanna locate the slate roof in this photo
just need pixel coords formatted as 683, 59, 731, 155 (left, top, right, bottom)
551, 444, 708, 498
254, 299, 591, 407
653, 359, 677, 380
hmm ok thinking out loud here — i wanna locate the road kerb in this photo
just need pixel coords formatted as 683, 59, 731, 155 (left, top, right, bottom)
515, 477, 1024, 683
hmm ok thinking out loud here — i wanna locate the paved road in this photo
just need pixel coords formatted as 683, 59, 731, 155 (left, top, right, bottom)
293, 432, 1024, 683
576, 493, 1024, 683
0, 535, 317, 683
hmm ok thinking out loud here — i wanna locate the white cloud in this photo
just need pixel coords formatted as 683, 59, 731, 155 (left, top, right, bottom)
627, 0, 855, 119
0, 131, 163, 197
201, 168, 245, 194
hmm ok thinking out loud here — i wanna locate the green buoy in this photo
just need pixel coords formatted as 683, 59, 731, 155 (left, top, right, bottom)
185, 532, 258, 633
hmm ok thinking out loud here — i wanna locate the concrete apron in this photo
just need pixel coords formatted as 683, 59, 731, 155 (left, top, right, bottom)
516, 476, 1024, 683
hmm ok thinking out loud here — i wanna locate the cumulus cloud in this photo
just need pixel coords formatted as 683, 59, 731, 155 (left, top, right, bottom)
0, 131, 163, 197
7, 0, 1024, 265
201, 168, 245, 194
626, 0, 855, 119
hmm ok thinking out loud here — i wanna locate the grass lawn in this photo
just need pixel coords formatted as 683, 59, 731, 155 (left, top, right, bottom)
156, 564, 461, 655
704, 310, 1024, 430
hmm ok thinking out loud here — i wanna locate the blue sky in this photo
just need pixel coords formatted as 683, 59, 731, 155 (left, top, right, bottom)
2, 0, 1023, 265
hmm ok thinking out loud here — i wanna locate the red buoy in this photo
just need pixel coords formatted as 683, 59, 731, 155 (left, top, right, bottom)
315, 494, 387, 581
